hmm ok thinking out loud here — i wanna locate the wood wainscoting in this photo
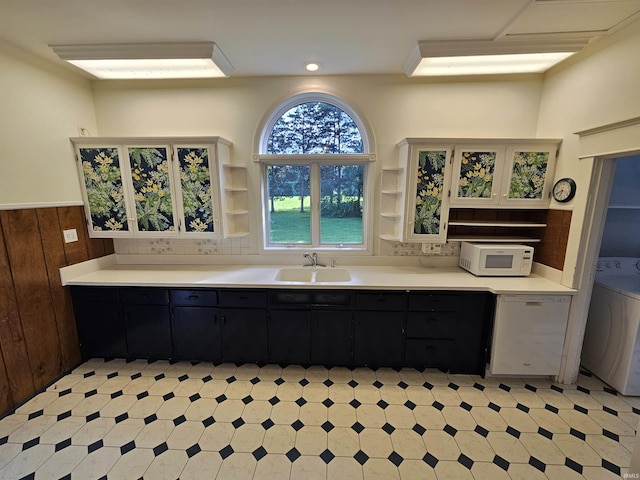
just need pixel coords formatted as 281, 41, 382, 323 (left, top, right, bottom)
0, 206, 113, 415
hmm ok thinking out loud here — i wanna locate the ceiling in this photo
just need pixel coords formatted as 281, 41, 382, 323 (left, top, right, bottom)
1, 0, 640, 77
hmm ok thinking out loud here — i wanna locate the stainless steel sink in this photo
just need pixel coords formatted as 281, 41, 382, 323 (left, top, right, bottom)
275, 268, 351, 283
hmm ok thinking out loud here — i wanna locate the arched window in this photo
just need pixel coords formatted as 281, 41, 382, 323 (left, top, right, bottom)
267, 101, 364, 154
257, 93, 373, 250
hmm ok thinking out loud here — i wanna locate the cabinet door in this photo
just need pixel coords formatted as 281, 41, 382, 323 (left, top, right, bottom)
405, 339, 454, 368
172, 307, 222, 362
125, 145, 179, 235
172, 145, 221, 235
220, 309, 269, 363
449, 144, 505, 207
453, 292, 494, 375
76, 145, 134, 237
74, 301, 127, 358
353, 311, 404, 367
123, 304, 172, 359
269, 310, 310, 364
499, 144, 557, 208
310, 310, 353, 366
404, 145, 453, 243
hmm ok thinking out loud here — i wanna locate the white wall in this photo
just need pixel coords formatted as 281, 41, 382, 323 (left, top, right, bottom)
536, 19, 640, 286
92, 75, 544, 163
91, 75, 544, 255
0, 40, 98, 208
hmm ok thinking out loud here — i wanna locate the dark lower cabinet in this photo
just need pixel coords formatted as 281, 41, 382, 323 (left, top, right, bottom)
353, 311, 404, 367
120, 287, 172, 359
220, 309, 269, 363
172, 306, 221, 361
71, 286, 126, 359
310, 310, 352, 366
404, 291, 494, 375
269, 310, 310, 364
404, 338, 454, 368
122, 304, 172, 359
74, 301, 127, 359
70, 286, 493, 375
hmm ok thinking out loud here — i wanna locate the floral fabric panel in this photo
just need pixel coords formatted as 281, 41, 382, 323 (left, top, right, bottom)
457, 151, 497, 199
176, 147, 215, 233
414, 150, 446, 235
79, 147, 129, 232
508, 151, 549, 199
128, 147, 175, 232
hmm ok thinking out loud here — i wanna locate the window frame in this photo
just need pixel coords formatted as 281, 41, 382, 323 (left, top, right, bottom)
256, 93, 375, 253
259, 154, 373, 252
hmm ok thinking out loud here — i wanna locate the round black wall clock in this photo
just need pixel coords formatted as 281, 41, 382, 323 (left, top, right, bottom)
552, 177, 577, 203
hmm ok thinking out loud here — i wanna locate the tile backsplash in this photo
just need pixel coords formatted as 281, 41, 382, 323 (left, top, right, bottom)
114, 237, 459, 257
114, 237, 250, 256
379, 240, 460, 257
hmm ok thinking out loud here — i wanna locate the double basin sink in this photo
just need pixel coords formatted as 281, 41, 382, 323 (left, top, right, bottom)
275, 267, 351, 283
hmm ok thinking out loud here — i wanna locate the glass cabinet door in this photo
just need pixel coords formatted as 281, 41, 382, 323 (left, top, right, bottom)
449, 145, 505, 207
126, 145, 179, 234
405, 146, 452, 243
500, 144, 557, 207
173, 145, 218, 234
77, 146, 133, 236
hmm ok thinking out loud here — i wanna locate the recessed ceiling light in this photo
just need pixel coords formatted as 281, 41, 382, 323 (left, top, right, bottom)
305, 62, 321, 72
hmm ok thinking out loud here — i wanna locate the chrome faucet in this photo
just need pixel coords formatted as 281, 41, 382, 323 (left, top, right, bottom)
303, 252, 325, 267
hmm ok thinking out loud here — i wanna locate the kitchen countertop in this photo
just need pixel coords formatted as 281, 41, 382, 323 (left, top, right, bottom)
60, 256, 576, 295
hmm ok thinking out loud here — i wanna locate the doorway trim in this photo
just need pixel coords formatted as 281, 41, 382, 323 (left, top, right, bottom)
557, 116, 640, 384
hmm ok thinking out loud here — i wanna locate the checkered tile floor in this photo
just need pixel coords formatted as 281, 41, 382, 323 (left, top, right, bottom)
0, 359, 637, 480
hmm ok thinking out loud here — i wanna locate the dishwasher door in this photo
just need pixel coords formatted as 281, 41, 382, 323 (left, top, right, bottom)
490, 294, 571, 376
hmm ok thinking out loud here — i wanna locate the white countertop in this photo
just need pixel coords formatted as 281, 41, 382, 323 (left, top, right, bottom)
60, 256, 575, 295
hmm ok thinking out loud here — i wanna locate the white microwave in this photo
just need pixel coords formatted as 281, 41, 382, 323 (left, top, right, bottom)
459, 242, 534, 277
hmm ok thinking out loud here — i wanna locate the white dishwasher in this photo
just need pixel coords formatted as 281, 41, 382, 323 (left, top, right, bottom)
490, 294, 571, 376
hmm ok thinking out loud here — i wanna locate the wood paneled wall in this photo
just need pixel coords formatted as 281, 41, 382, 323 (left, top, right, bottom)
0, 206, 113, 415
535, 209, 573, 271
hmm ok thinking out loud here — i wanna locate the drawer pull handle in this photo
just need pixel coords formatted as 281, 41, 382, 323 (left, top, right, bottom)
189, 295, 199, 300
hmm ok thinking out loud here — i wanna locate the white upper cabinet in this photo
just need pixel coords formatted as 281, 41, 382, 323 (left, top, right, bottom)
124, 144, 180, 235
379, 139, 453, 243
449, 141, 559, 209
73, 137, 232, 239
75, 144, 134, 236
405, 143, 453, 243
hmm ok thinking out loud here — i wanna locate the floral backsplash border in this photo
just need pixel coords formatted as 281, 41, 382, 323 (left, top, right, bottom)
114, 237, 250, 256
114, 238, 459, 257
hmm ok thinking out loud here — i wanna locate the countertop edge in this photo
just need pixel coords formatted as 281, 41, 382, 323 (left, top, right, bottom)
60, 259, 576, 295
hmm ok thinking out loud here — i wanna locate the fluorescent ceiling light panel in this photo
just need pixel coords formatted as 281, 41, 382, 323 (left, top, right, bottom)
405, 36, 592, 76
413, 52, 576, 76
50, 42, 234, 79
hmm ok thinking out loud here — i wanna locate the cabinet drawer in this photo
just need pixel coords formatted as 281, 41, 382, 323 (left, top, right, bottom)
270, 290, 352, 307
355, 292, 406, 311
219, 290, 267, 308
406, 312, 458, 339
171, 289, 218, 306
72, 286, 119, 303
408, 292, 462, 311
119, 287, 169, 305
405, 339, 454, 367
